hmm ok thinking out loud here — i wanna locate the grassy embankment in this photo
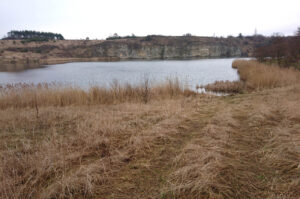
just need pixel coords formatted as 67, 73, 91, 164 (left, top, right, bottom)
1, 60, 300, 198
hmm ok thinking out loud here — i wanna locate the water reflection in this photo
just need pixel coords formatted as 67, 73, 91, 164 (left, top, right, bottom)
0, 62, 42, 72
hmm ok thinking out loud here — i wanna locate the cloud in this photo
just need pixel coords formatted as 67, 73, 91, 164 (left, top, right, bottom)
0, 0, 299, 39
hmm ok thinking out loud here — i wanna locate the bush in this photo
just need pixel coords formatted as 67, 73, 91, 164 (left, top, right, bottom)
144, 35, 152, 41
106, 33, 137, 40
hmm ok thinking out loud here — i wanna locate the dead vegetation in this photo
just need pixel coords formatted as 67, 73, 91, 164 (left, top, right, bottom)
0, 79, 198, 199
235, 60, 300, 90
0, 96, 199, 199
0, 78, 194, 109
204, 60, 300, 93
199, 80, 244, 93
164, 84, 300, 198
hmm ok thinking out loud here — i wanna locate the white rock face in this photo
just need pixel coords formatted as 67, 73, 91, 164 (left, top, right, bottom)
95, 42, 242, 59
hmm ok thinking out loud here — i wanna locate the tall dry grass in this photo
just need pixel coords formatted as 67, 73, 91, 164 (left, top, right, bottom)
231, 59, 244, 69
233, 59, 300, 90
205, 60, 300, 93
201, 80, 244, 93
0, 78, 197, 198
164, 84, 300, 198
0, 96, 198, 199
0, 78, 194, 109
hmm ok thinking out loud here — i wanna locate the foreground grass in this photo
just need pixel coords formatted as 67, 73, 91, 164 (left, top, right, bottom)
1, 61, 300, 198
164, 84, 300, 198
0, 80, 198, 199
0, 98, 201, 198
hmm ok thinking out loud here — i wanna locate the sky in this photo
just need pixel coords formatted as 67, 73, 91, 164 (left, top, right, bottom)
0, 0, 299, 39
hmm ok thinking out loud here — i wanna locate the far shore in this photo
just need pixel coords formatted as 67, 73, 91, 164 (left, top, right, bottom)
0, 57, 119, 72
0, 56, 249, 72
0, 36, 261, 71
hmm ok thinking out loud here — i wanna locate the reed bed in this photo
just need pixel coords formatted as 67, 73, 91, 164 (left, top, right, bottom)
0, 78, 195, 109
204, 60, 300, 93
233, 59, 300, 90
231, 59, 244, 69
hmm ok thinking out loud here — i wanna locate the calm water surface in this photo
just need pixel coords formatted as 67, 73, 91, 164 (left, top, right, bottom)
0, 58, 240, 90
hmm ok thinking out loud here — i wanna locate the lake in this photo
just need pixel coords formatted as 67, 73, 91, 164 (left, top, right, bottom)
0, 58, 240, 90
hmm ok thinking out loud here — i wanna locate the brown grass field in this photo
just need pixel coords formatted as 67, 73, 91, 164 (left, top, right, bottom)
0, 60, 300, 198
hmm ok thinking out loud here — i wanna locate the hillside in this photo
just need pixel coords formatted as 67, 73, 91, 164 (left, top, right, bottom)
0, 36, 268, 71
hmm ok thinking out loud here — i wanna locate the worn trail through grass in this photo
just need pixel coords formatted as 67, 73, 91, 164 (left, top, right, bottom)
94, 98, 221, 199
164, 88, 300, 198
91, 90, 300, 198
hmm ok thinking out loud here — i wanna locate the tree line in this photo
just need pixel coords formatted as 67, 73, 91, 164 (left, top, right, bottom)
254, 28, 300, 67
4, 30, 64, 41
106, 33, 137, 40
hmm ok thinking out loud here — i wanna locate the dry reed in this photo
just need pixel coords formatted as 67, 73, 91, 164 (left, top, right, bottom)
0, 97, 198, 199
164, 84, 300, 198
0, 78, 198, 199
233, 60, 300, 90
0, 78, 194, 109
202, 80, 244, 93
204, 60, 300, 93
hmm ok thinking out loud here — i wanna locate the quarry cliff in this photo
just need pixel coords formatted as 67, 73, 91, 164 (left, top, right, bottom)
0, 35, 268, 71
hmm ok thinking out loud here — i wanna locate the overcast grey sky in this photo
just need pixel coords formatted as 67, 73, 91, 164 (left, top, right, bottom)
0, 0, 299, 39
